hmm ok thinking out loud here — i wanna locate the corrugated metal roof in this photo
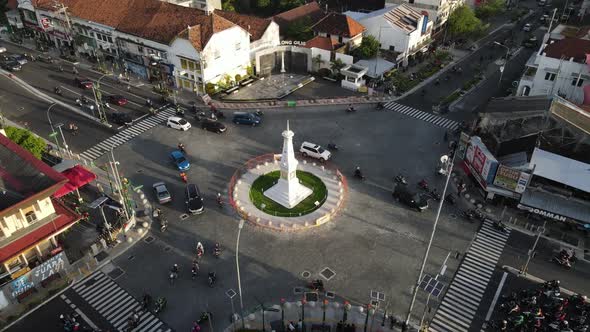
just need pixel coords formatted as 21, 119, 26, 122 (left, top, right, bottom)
530, 147, 590, 193
520, 188, 590, 223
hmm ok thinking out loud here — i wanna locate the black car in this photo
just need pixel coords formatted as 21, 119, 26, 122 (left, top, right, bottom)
392, 185, 428, 212
110, 113, 133, 126
201, 120, 226, 133
1, 60, 21, 71
185, 183, 204, 214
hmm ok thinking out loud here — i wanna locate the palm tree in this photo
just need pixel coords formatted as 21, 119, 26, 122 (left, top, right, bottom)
312, 54, 325, 72
330, 59, 346, 77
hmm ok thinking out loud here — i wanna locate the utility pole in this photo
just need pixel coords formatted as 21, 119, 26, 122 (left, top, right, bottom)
52, 1, 76, 56
520, 220, 547, 276
405, 152, 456, 327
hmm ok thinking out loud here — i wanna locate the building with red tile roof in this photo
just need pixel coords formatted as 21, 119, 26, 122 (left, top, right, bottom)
310, 12, 365, 50
273, 1, 325, 31
0, 132, 80, 286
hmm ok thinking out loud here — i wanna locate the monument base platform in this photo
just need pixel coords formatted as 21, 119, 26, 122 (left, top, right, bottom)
263, 179, 312, 209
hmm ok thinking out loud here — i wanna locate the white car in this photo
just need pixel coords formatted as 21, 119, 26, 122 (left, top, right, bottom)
166, 116, 191, 131
523, 23, 532, 31
0, 47, 6, 53
300, 142, 331, 162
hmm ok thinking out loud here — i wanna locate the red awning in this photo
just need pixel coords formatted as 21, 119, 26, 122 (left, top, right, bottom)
53, 165, 97, 198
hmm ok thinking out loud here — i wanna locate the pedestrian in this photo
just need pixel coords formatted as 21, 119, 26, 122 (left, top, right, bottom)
297, 319, 303, 331
288, 321, 295, 331
389, 315, 395, 329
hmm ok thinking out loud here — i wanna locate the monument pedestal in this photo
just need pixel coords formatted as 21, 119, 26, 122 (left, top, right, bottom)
264, 178, 312, 209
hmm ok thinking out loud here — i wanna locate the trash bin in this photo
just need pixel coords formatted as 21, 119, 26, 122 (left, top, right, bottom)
287, 101, 297, 107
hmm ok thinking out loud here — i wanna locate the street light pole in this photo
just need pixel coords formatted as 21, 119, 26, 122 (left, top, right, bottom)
46, 103, 63, 155
405, 152, 456, 327
236, 219, 246, 329
55, 123, 72, 157
520, 220, 547, 276
493, 41, 510, 88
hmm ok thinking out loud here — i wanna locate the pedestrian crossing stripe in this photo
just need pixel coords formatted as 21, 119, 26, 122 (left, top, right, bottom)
79, 107, 178, 162
383, 101, 459, 131
72, 271, 171, 332
428, 220, 510, 332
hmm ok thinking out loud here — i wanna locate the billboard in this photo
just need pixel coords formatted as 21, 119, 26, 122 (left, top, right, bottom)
493, 165, 531, 193
464, 137, 498, 185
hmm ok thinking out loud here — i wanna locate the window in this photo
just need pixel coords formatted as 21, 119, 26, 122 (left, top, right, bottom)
572, 77, 584, 87
107, 37, 113, 43
119, 40, 127, 47
544, 72, 556, 81
187, 61, 195, 71
181, 58, 188, 70
25, 211, 37, 224
137, 46, 144, 54
389, 45, 395, 51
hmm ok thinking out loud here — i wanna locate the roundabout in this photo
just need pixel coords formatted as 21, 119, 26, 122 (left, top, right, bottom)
230, 122, 347, 231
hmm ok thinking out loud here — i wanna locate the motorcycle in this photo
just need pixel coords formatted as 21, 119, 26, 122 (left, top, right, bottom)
175, 107, 185, 117
308, 279, 325, 292
178, 144, 186, 154
216, 194, 223, 208
208, 272, 216, 287
460, 210, 475, 223
346, 106, 357, 113
196, 242, 205, 259
213, 243, 221, 258
418, 179, 429, 191
394, 174, 407, 185
215, 110, 226, 119
154, 297, 167, 314
197, 311, 212, 324
375, 102, 385, 110
254, 110, 264, 117
353, 168, 365, 180
429, 190, 441, 201
327, 143, 338, 151
191, 266, 198, 280
160, 217, 168, 233
493, 221, 508, 233
55, 87, 63, 96
552, 255, 572, 269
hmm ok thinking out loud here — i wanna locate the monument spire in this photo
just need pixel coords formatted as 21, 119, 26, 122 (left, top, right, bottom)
263, 121, 312, 208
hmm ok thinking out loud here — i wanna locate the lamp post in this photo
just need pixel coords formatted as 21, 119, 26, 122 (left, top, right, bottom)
343, 301, 351, 323
236, 219, 246, 329
46, 103, 63, 155
493, 41, 510, 88
92, 74, 109, 123
54, 123, 71, 158
404, 151, 456, 327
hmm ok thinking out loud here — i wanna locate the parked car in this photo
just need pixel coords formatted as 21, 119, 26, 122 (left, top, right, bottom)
0, 47, 6, 53
110, 113, 133, 126
300, 142, 331, 162
170, 150, 190, 171
201, 120, 226, 133
166, 116, 191, 131
523, 23, 532, 31
523, 37, 538, 48
392, 185, 428, 212
185, 183, 204, 214
74, 77, 93, 89
105, 95, 128, 106
1, 60, 21, 71
9, 54, 27, 65
153, 182, 172, 204
232, 112, 262, 126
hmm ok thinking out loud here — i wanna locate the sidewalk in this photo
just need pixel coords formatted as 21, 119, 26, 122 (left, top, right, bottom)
224, 299, 417, 332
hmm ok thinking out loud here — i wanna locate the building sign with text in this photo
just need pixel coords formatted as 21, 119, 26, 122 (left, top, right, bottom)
517, 204, 568, 222
493, 165, 530, 193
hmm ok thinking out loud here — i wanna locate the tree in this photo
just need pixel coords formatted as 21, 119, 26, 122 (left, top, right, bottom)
447, 5, 483, 37
256, 0, 271, 8
222, 0, 236, 11
475, 0, 505, 19
4, 126, 46, 159
279, 0, 306, 11
312, 54, 325, 72
283, 17, 313, 41
330, 58, 346, 76
356, 35, 380, 59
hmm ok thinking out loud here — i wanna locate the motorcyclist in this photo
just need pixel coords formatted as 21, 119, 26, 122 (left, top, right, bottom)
347, 104, 355, 112
196, 242, 205, 257
178, 142, 186, 154
180, 172, 188, 183
213, 243, 221, 257
171, 264, 179, 274
146, 98, 152, 107
355, 167, 364, 177
142, 293, 152, 310
208, 271, 216, 286
54, 86, 62, 95
216, 193, 222, 207
191, 265, 199, 279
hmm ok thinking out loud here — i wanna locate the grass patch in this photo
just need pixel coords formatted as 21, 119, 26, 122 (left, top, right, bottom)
441, 91, 462, 105
462, 76, 482, 91
250, 171, 327, 216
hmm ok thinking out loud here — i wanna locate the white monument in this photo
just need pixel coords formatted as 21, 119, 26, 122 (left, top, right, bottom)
263, 121, 312, 208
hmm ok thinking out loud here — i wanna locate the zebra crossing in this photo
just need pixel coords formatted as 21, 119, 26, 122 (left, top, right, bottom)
72, 270, 171, 332
383, 101, 459, 130
79, 107, 177, 161
428, 220, 511, 332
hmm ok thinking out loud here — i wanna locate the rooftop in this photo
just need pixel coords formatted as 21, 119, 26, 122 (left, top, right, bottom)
354, 58, 396, 78
32, 0, 236, 51
383, 4, 422, 33
481, 96, 553, 114
0, 133, 67, 213
311, 12, 365, 38
215, 10, 272, 41
304, 36, 335, 51
273, 1, 325, 29
542, 37, 590, 62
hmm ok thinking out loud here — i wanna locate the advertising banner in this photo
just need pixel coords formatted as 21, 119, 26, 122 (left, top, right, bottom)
464, 137, 498, 185
493, 165, 531, 193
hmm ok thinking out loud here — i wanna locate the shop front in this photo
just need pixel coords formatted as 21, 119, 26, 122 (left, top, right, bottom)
518, 188, 590, 227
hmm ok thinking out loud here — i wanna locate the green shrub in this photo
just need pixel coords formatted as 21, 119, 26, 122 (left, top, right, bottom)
205, 83, 216, 95
235, 74, 242, 82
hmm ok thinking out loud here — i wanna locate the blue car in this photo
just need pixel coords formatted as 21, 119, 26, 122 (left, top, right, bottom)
170, 150, 190, 171
232, 112, 262, 126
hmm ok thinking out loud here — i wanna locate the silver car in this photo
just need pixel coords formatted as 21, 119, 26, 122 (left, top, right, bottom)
153, 182, 172, 204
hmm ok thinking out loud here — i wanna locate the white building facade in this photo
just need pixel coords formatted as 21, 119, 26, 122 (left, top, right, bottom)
385, 0, 464, 31
346, 4, 432, 64
516, 26, 590, 104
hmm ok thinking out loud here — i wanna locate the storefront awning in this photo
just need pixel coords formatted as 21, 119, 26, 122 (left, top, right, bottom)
518, 188, 590, 224
53, 165, 96, 198
530, 148, 590, 193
